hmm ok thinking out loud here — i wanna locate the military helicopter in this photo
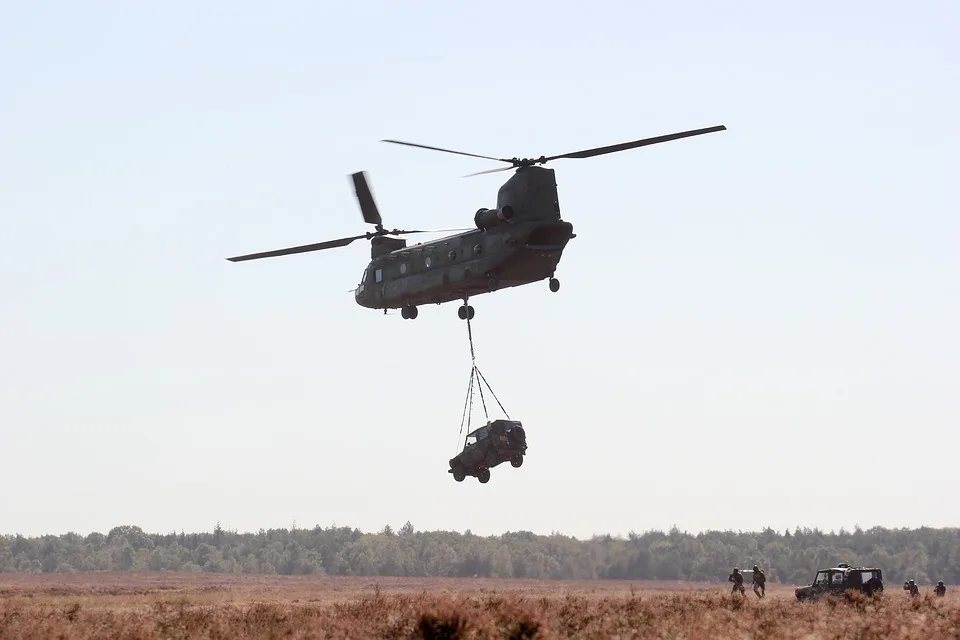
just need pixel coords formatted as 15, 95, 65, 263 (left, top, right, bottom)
227, 125, 726, 320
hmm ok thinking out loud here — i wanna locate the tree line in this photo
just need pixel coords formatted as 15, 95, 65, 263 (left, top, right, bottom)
2, 523, 957, 585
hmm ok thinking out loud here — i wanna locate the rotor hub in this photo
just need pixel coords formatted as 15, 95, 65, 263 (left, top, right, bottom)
511, 156, 548, 168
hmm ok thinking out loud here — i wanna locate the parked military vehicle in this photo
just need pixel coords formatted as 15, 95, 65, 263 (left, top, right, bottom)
449, 419, 526, 483
794, 563, 884, 600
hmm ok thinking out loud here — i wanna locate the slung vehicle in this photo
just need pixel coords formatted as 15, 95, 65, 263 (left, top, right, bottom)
449, 419, 527, 484
227, 126, 727, 320
795, 563, 884, 600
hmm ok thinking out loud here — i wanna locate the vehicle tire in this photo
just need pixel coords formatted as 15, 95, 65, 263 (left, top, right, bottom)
477, 469, 490, 483
452, 467, 466, 482
865, 578, 883, 596
510, 454, 523, 468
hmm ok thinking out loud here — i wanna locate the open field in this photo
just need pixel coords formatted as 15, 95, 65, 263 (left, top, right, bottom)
1, 573, 957, 639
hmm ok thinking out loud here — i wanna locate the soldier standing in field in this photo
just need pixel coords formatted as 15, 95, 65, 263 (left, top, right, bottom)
729, 567, 745, 595
903, 579, 920, 597
934, 581, 946, 597
752, 564, 766, 598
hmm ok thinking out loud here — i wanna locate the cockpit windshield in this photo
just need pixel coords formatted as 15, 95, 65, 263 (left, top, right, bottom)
465, 427, 488, 446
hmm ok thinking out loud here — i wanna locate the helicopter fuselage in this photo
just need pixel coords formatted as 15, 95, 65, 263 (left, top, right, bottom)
354, 217, 574, 310
353, 165, 574, 312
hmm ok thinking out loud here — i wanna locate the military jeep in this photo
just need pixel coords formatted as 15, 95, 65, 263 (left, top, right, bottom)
794, 563, 884, 601
448, 419, 526, 484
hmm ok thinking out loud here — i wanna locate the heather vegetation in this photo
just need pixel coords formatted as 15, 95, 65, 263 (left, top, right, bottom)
0, 575, 957, 639
2, 523, 957, 585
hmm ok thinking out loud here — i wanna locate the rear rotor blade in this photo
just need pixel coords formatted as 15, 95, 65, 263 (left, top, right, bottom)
542, 125, 727, 162
463, 165, 515, 178
381, 139, 512, 164
351, 171, 382, 227
226, 235, 367, 262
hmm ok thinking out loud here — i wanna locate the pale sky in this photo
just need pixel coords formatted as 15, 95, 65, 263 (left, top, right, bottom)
2, 1, 957, 540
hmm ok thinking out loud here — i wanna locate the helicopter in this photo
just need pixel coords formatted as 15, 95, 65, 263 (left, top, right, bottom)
227, 125, 726, 320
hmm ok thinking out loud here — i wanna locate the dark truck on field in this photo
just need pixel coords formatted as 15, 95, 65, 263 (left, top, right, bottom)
795, 563, 884, 601
449, 419, 526, 484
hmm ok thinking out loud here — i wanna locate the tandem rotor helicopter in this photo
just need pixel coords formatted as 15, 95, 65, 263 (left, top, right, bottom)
227, 125, 726, 320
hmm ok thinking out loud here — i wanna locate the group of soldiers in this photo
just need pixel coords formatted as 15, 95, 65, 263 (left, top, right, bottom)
903, 579, 947, 598
727, 566, 949, 599
728, 565, 766, 598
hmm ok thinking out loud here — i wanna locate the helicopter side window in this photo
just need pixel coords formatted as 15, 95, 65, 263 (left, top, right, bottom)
375, 268, 383, 283
360, 269, 367, 284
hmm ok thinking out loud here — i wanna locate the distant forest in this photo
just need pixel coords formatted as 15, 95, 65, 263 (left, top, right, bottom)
2, 524, 958, 585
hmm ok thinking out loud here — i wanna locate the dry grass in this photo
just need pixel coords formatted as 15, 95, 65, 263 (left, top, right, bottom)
0, 573, 957, 639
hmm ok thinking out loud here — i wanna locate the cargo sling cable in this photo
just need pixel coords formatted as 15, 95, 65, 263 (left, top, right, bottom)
456, 313, 510, 452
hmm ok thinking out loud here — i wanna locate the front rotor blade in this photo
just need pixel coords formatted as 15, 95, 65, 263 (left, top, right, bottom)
226, 235, 367, 262
386, 227, 474, 235
381, 139, 511, 163
543, 125, 727, 162
351, 171, 382, 227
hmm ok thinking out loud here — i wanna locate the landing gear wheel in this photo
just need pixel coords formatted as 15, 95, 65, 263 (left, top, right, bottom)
401, 306, 409, 319
401, 306, 418, 319
549, 277, 560, 293
457, 305, 475, 320
452, 467, 465, 482
467, 305, 475, 319
477, 468, 490, 483
510, 455, 523, 468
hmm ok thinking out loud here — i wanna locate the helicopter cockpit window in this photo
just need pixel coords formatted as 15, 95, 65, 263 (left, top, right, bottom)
360, 269, 367, 284
375, 268, 383, 283
465, 434, 477, 446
